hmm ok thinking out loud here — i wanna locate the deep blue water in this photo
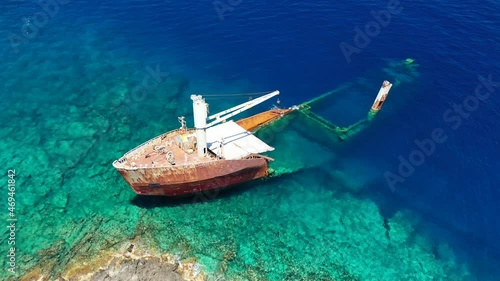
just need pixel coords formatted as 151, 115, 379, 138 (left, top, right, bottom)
1, 0, 499, 279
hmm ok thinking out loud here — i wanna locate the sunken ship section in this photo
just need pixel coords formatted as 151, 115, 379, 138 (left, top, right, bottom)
113, 91, 285, 196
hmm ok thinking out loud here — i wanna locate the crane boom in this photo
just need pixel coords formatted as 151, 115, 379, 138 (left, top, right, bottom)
205, 90, 279, 128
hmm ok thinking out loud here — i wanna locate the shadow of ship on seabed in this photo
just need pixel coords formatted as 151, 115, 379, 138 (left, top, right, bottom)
355, 177, 500, 280
130, 165, 306, 208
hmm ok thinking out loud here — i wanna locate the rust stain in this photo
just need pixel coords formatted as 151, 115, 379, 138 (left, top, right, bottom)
236, 109, 292, 131
117, 157, 269, 196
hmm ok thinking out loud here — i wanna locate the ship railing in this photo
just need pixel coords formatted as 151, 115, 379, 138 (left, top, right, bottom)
116, 153, 267, 171
114, 128, 195, 167
246, 154, 275, 162
121, 128, 195, 157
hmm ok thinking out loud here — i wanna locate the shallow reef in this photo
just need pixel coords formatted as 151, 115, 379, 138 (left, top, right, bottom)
20, 237, 206, 281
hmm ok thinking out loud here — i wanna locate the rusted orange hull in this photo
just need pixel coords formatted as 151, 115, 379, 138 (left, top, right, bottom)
236, 108, 292, 131
114, 108, 291, 196
116, 157, 269, 196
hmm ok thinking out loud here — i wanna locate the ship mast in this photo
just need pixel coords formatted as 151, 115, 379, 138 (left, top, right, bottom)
191, 95, 209, 157
190, 90, 280, 157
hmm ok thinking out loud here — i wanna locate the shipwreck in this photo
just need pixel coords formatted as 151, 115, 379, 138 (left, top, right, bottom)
113, 58, 418, 196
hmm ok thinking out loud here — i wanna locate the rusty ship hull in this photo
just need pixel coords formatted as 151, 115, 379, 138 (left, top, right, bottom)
113, 104, 292, 196
115, 156, 269, 196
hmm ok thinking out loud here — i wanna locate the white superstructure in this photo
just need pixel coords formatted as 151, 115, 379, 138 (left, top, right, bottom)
190, 91, 280, 157
206, 120, 274, 160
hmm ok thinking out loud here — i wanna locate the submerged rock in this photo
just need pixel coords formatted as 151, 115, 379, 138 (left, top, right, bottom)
58, 240, 207, 281
89, 256, 183, 281
19, 234, 207, 281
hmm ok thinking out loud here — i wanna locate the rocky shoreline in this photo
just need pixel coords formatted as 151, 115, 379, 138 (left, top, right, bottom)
20, 239, 207, 281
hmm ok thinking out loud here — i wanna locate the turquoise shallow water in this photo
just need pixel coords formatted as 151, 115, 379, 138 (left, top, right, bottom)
1, 0, 499, 280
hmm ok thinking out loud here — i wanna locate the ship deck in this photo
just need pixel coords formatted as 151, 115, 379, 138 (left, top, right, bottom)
118, 129, 215, 169
114, 121, 275, 170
